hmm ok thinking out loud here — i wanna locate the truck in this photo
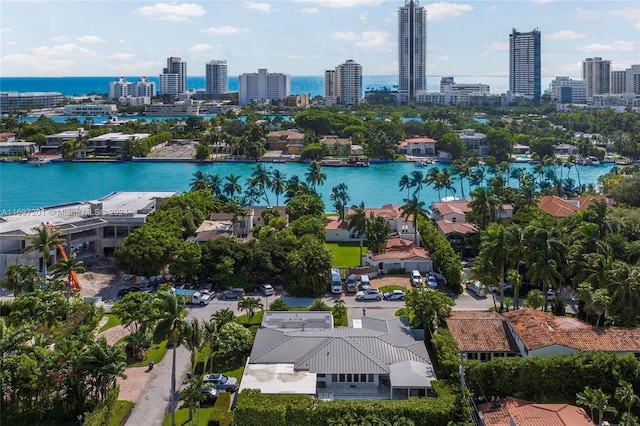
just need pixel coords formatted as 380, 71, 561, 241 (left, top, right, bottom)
173, 288, 211, 305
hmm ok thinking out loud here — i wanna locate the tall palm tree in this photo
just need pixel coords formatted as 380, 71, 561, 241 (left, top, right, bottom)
50, 252, 85, 300
480, 223, 508, 305
251, 163, 272, 206
207, 173, 223, 197
409, 170, 425, 198
398, 174, 411, 199
237, 296, 264, 320
330, 183, 350, 220
78, 337, 127, 402
468, 187, 500, 229
440, 169, 456, 198
609, 265, 640, 326
305, 161, 327, 189
181, 318, 205, 371
204, 319, 218, 373
23, 223, 62, 282
451, 160, 471, 199
223, 173, 242, 198
268, 169, 286, 206
190, 171, 211, 191
615, 381, 639, 418
179, 376, 206, 423
400, 195, 426, 245
347, 202, 368, 267
2, 264, 38, 297
152, 287, 186, 426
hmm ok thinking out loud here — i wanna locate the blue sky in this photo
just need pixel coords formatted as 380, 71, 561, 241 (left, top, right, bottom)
1, 0, 638, 78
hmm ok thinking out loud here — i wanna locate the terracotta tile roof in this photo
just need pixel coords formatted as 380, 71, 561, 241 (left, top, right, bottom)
431, 200, 472, 216
436, 220, 478, 235
537, 195, 612, 218
504, 308, 640, 353
405, 137, 437, 143
446, 311, 518, 353
478, 398, 593, 426
370, 237, 431, 261
348, 204, 402, 220
325, 218, 349, 230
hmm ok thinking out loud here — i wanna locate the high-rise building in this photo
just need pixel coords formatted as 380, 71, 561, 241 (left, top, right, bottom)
109, 77, 130, 100
549, 77, 587, 103
325, 60, 362, 105
398, 0, 427, 103
108, 76, 155, 100
159, 56, 186, 95
205, 60, 228, 97
508, 28, 541, 102
610, 71, 627, 94
582, 57, 611, 99
239, 68, 290, 105
132, 77, 156, 98
625, 64, 640, 95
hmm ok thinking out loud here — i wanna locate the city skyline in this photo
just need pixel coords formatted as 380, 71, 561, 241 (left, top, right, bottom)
1, 1, 639, 79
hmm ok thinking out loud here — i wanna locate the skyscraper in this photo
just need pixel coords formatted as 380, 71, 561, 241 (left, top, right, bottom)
159, 56, 186, 95
205, 60, 228, 97
398, 0, 427, 103
582, 57, 611, 99
239, 69, 290, 105
508, 28, 541, 102
325, 60, 363, 105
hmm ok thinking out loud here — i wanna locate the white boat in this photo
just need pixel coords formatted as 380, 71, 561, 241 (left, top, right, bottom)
586, 156, 600, 166
27, 156, 49, 166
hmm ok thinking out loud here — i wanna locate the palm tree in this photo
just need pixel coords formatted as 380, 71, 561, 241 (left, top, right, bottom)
332, 299, 347, 324
23, 223, 62, 282
330, 183, 350, 220
152, 287, 186, 426
207, 173, 223, 197
179, 376, 206, 423
615, 380, 639, 418
2, 264, 38, 296
78, 337, 127, 402
523, 289, 545, 310
425, 167, 442, 200
398, 174, 411, 199
400, 195, 426, 245
409, 170, 425, 198
181, 318, 205, 371
366, 213, 394, 254
190, 171, 211, 191
347, 202, 368, 267
481, 223, 508, 305
268, 169, 286, 206
305, 161, 327, 190
237, 296, 263, 320
50, 252, 85, 300
223, 173, 242, 198
468, 187, 500, 229
451, 160, 471, 199
251, 163, 272, 206
609, 265, 640, 326
440, 168, 456, 198
204, 319, 218, 374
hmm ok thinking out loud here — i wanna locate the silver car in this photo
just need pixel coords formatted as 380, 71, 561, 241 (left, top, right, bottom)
356, 289, 383, 301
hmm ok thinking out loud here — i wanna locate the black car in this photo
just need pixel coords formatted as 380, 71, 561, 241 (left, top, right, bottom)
219, 288, 245, 299
200, 387, 218, 403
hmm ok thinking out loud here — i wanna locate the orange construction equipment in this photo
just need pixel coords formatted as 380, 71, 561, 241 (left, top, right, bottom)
46, 223, 81, 293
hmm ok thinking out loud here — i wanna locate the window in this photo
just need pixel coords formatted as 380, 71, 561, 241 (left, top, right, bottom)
339, 374, 345, 382
332, 374, 338, 382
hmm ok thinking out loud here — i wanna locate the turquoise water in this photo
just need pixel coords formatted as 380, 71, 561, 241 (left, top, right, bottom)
0, 161, 614, 212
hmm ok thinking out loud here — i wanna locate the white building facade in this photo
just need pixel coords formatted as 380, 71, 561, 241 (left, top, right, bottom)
626, 64, 640, 95
582, 57, 611, 99
549, 77, 587, 103
205, 60, 228, 97
325, 60, 362, 105
398, 0, 427, 103
239, 69, 290, 105
159, 57, 187, 95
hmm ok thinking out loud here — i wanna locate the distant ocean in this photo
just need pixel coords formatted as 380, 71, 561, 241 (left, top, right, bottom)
0, 75, 532, 98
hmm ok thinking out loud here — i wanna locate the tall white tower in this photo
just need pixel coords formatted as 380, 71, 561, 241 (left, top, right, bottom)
509, 28, 541, 102
159, 56, 187, 95
582, 57, 611, 99
206, 60, 228, 97
398, 0, 427, 103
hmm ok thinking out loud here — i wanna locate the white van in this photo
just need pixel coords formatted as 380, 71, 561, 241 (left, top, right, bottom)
359, 275, 371, 291
330, 268, 342, 294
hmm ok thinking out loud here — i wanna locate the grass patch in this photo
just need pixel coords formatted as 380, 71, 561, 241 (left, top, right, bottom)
129, 340, 170, 367
108, 400, 134, 426
162, 406, 215, 426
236, 310, 264, 325
99, 314, 121, 333
394, 308, 416, 328
379, 285, 406, 294
326, 242, 368, 267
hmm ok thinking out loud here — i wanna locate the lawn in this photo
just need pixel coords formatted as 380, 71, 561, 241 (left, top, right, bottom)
108, 400, 134, 426
162, 406, 216, 426
126, 340, 170, 367
99, 313, 121, 333
326, 242, 368, 267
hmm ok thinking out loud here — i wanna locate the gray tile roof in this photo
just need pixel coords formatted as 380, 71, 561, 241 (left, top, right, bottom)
249, 315, 433, 376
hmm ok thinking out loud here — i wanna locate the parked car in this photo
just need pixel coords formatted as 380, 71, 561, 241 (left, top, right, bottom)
203, 373, 239, 392
346, 274, 358, 293
426, 274, 438, 289
257, 283, 274, 296
359, 275, 371, 290
219, 288, 245, 299
383, 290, 406, 301
356, 289, 383, 301
466, 281, 486, 298
489, 282, 513, 293
410, 270, 422, 287
200, 387, 218, 403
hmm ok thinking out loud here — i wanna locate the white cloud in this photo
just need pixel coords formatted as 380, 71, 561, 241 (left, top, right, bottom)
301, 7, 319, 14
202, 25, 247, 35
136, 3, 206, 22
610, 7, 640, 29
189, 43, 214, 52
331, 31, 357, 40
243, 2, 273, 13
576, 7, 598, 19
32, 44, 95, 57
544, 30, 586, 40
359, 12, 368, 22
355, 31, 391, 47
294, 0, 382, 8
488, 42, 508, 51
580, 41, 640, 53
77, 35, 107, 43
427, 2, 473, 22
106, 53, 135, 61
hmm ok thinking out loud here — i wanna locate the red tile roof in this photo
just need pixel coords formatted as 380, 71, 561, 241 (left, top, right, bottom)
537, 195, 612, 217
431, 200, 472, 216
348, 204, 402, 220
446, 311, 518, 353
436, 220, 478, 235
325, 218, 349, 230
370, 237, 431, 261
478, 398, 593, 426
504, 308, 640, 353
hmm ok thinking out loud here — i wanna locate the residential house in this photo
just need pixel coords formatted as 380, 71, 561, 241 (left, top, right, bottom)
266, 130, 304, 152
434, 220, 478, 255
363, 237, 432, 273
328, 204, 418, 245
458, 129, 488, 156
41, 128, 88, 155
0, 132, 35, 156
554, 143, 578, 157
446, 311, 519, 362
396, 137, 437, 156
321, 136, 351, 155
86, 132, 150, 156
537, 195, 613, 218
242, 312, 436, 400
477, 397, 593, 426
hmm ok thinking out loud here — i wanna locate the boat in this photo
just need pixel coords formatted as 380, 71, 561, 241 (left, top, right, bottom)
320, 155, 369, 167
415, 160, 426, 167
271, 158, 287, 163
586, 156, 600, 166
27, 156, 49, 166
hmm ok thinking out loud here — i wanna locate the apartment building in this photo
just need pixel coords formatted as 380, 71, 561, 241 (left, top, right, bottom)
239, 68, 290, 105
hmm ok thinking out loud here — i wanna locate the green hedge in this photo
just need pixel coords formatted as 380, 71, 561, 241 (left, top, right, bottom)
234, 381, 467, 426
